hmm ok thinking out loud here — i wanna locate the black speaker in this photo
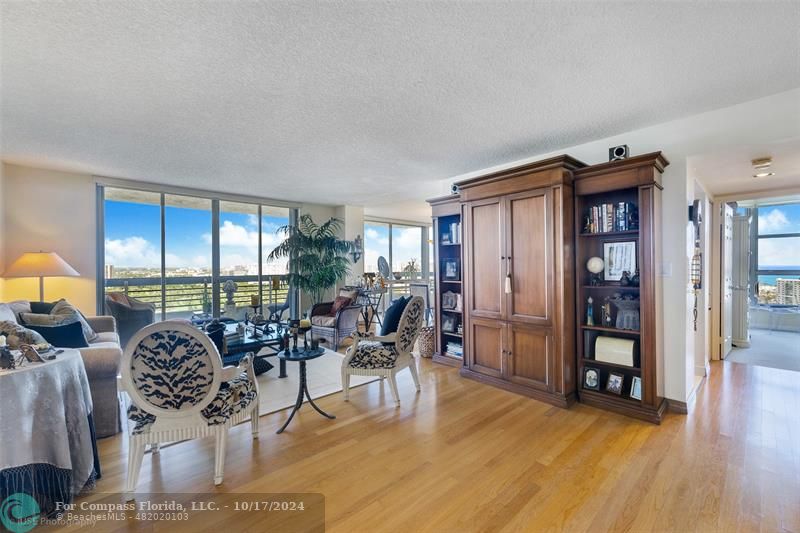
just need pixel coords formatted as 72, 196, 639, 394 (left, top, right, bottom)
609, 145, 629, 161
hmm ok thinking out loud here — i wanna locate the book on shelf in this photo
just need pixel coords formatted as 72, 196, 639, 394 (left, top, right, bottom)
445, 341, 463, 357
584, 202, 638, 234
445, 221, 462, 244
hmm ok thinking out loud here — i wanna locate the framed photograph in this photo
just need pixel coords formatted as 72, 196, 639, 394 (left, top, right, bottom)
443, 259, 461, 281
442, 291, 457, 310
583, 367, 601, 391
441, 232, 451, 244
606, 372, 624, 395
603, 241, 637, 281
630, 376, 642, 400
442, 314, 457, 333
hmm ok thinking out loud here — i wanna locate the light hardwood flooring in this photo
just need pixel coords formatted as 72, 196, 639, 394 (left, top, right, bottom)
80, 357, 800, 532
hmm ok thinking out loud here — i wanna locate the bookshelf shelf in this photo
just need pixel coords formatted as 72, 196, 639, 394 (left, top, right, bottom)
578, 230, 639, 238
581, 325, 640, 336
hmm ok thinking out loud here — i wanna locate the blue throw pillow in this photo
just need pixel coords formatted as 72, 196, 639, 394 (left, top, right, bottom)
30, 301, 56, 314
26, 321, 89, 348
381, 296, 410, 336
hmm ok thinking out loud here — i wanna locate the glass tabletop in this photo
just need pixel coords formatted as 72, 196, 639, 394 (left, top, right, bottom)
278, 347, 325, 361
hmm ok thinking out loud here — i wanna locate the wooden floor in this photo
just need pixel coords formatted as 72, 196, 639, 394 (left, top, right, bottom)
77, 358, 799, 532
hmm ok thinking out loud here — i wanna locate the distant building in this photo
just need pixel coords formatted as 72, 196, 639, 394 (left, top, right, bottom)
104, 264, 114, 279
776, 278, 800, 305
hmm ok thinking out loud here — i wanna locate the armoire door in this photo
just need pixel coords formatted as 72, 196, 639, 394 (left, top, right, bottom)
464, 197, 504, 320
505, 322, 551, 391
467, 317, 504, 379
505, 188, 552, 325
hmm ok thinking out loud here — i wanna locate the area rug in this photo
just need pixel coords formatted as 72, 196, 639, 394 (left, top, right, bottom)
255, 349, 379, 415
119, 349, 378, 433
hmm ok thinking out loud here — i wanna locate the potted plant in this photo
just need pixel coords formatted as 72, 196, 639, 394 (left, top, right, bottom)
268, 215, 355, 308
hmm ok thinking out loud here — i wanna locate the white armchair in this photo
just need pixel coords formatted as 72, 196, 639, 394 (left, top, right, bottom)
341, 296, 424, 406
121, 321, 259, 499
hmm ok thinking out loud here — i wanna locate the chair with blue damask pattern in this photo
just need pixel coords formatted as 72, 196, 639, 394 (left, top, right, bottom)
341, 296, 424, 406
121, 321, 259, 499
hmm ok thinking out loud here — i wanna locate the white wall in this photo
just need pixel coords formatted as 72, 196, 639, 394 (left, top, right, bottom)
0, 163, 5, 299
335, 204, 365, 283
1, 164, 97, 312
428, 88, 800, 405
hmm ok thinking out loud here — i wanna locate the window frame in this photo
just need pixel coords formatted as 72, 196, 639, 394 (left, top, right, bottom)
747, 204, 800, 304
96, 181, 297, 318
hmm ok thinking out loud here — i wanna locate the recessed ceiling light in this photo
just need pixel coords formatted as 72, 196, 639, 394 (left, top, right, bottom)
753, 171, 775, 178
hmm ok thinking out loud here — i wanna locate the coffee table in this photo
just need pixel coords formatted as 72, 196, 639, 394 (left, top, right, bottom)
276, 347, 335, 433
222, 322, 288, 377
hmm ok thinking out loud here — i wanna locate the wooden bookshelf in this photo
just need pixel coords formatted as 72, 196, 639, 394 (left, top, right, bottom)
428, 194, 464, 367
573, 152, 669, 424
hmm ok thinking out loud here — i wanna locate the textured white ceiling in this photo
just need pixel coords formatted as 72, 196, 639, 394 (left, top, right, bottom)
2, 2, 799, 206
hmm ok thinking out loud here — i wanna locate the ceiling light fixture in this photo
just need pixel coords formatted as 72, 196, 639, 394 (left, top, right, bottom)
751, 157, 774, 178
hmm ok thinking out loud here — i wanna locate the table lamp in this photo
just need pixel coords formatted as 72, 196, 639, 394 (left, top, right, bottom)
2, 252, 80, 302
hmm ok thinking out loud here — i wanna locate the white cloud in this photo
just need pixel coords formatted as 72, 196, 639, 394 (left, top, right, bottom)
203, 220, 284, 250
759, 209, 790, 233
105, 236, 161, 268
759, 238, 800, 268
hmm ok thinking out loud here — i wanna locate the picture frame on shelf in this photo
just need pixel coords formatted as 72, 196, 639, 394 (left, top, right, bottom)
583, 367, 601, 391
442, 314, 457, 333
441, 232, 451, 244
606, 372, 624, 395
630, 376, 642, 400
443, 259, 461, 281
603, 241, 636, 281
442, 291, 462, 311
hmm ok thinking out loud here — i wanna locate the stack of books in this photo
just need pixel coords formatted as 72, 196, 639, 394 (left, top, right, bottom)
446, 341, 463, 358
584, 202, 638, 233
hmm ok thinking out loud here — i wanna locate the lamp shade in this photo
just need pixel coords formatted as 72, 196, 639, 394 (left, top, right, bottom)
2, 252, 80, 278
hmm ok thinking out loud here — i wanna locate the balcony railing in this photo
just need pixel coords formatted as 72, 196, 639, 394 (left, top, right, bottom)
104, 275, 290, 320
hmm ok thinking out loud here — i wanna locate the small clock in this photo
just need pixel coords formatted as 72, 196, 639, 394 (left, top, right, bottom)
583, 367, 601, 391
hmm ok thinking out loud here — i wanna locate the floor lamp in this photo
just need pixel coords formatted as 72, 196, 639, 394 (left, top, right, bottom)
2, 252, 80, 302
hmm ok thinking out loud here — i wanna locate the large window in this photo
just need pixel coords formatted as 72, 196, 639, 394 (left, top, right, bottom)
751, 203, 800, 304
101, 186, 294, 319
364, 220, 430, 280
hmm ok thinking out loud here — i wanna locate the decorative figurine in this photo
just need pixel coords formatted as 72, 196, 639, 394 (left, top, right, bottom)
586, 297, 595, 326
587, 257, 604, 286
631, 269, 640, 287
601, 297, 613, 327
222, 279, 238, 305
620, 271, 632, 287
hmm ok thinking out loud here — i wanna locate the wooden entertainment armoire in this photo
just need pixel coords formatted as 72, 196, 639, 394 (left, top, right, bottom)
429, 152, 668, 420
440, 155, 585, 407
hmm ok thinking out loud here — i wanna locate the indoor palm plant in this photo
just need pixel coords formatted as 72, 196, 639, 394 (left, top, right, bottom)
268, 215, 354, 306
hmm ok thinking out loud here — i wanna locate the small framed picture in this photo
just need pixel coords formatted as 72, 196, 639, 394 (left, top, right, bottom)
606, 372, 624, 395
583, 367, 601, 391
630, 376, 642, 400
603, 241, 637, 281
442, 291, 457, 310
442, 314, 457, 333
443, 259, 461, 281
442, 232, 451, 244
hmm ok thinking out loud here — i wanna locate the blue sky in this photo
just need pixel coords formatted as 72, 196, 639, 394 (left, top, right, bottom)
104, 200, 288, 270
757, 204, 800, 268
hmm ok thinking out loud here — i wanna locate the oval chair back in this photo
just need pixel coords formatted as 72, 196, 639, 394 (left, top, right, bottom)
121, 320, 223, 420
396, 296, 424, 353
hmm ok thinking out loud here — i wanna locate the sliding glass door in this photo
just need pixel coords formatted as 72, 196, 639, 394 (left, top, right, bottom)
100, 186, 295, 320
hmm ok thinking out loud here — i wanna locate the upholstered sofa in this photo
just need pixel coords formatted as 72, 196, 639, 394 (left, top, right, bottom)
1, 300, 122, 438
82, 315, 123, 438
